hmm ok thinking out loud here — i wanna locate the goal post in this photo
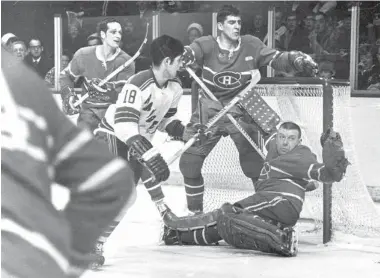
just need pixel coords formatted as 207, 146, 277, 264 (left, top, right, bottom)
160, 77, 380, 243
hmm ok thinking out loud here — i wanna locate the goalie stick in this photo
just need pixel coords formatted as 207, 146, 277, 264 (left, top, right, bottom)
142, 71, 261, 184
73, 23, 150, 107
186, 67, 266, 159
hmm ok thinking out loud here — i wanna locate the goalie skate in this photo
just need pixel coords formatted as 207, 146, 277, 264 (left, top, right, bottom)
281, 226, 299, 257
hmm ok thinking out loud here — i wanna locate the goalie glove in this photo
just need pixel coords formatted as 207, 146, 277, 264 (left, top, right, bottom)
126, 135, 170, 183
321, 128, 350, 182
61, 86, 80, 115
289, 51, 318, 77
85, 78, 118, 102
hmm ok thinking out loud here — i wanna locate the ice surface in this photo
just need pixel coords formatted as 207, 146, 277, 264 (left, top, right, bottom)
51, 96, 380, 277
52, 185, 380, 278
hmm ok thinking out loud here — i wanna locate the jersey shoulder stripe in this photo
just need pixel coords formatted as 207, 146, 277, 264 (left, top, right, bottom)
127, 69, 154, 90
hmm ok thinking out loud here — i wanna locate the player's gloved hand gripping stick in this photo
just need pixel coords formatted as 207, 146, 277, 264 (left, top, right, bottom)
73, 23, 150, 107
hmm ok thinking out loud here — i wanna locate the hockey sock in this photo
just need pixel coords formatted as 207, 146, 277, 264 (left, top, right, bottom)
98, 220, 119, 243
144, 179, 165, 203
185, 183, 204, 212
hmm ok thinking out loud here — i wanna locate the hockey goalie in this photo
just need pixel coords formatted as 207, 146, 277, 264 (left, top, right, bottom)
161, 123, 350, 257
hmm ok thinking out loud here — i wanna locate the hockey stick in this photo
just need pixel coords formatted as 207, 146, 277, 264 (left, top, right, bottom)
73, 23, 150, 107
186, 67, 266, 159
143, 74, 260, 184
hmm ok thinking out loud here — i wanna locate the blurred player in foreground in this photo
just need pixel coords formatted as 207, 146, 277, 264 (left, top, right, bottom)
162, 122, 350, 256
179, 4, 318, 215
1, 47, 136, 277
94, 35, 208, 265
60, 17, 135, 133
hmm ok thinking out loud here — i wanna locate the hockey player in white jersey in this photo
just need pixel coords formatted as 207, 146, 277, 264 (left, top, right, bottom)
94, 35, 207, 264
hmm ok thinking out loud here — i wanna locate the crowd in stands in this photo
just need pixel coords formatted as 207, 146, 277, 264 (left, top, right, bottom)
2, 1, 380, 91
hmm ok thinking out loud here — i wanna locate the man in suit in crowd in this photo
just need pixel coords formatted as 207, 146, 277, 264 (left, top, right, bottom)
25, 37, 52, 78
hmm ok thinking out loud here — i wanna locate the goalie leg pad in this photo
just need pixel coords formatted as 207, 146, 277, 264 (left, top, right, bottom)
216, 205, 297, 256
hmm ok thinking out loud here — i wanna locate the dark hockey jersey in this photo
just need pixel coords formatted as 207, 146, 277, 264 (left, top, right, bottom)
1, 49, 136, 278
256, 134, 338, 213
189, 35, 277, 102
60, 45, 135, 108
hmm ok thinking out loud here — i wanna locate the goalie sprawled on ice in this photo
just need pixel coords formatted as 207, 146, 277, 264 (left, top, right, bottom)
162, 122, 350, 257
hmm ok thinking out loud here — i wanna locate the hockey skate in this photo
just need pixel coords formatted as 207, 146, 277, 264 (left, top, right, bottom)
281, 226, 299, 257
160, 225, 180, 245
89, 242, 105, 270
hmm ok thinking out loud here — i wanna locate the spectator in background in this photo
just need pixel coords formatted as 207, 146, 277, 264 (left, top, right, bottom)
318, 59, 336, 79
358, 49, 376, 90
10, 40, 28, 61
304, 14, 315, 33
187, 22, 204, 44
87, 33, 102, 46
367, 45, 380, 90
1, 33, 20, 52
63, 22, 87, 55
278, 12, 312, 53
263, 10, 287, 46
309, 12, 338, 57
44, 51, 71, 88
25, 38, 52, 78
249, 14, 267, 41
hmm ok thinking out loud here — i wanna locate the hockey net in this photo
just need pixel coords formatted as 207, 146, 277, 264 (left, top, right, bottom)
162, 78, 380, 241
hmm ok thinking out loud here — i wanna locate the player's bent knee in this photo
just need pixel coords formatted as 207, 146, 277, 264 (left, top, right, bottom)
179, 153, 205, 185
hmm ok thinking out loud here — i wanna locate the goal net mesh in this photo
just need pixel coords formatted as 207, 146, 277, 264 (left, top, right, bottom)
161, 80, 380, 240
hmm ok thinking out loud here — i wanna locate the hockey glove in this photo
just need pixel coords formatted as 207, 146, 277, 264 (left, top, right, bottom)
321, 128, 350, 182
126, 135, 170, 183
181, 46, 196, 68
289, 51, 318, 77
61, 86, 80, 115
85, 78, 117, 102
183, 123, 211, 145
166, 120, 211, 145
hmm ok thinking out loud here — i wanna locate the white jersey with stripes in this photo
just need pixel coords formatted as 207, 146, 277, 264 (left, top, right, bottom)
97, 68, 183, 143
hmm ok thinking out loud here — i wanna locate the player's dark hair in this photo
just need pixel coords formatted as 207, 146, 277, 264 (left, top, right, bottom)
279, 121, 302, 138
217, 4, 240, 23
150, 35, 184, 67
97, 18, 121, 38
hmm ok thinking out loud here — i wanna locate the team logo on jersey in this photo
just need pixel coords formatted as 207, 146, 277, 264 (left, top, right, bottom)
260, 162, 271, 179
213, 71, 242, 90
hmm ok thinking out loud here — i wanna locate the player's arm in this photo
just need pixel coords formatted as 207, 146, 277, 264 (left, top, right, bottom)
254, 38, 318, 76
158, 83, 185, 138
181, 38, 206, 67
59, 49, 84, 115
271, 140, 349, 184
114, 84, 170, 183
